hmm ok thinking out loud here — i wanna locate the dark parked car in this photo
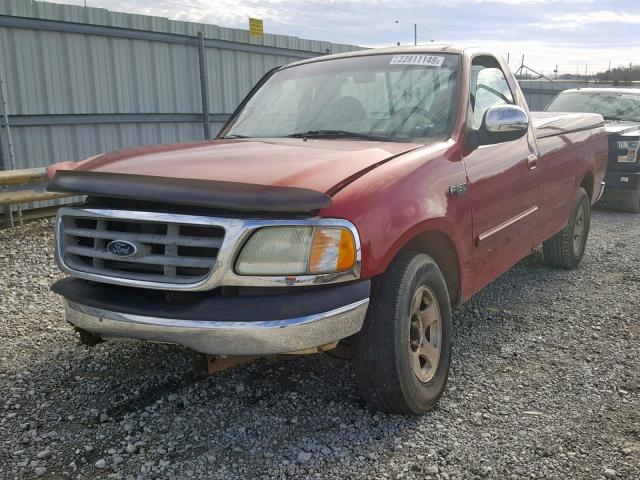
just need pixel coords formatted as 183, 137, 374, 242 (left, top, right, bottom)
546, 88, 640, 212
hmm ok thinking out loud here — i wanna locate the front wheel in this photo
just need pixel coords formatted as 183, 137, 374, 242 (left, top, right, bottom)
352, 252, 452, 414
543, 187, 591, 269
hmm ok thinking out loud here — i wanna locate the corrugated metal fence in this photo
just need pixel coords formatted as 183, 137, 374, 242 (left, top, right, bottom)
0, 0, 359, 219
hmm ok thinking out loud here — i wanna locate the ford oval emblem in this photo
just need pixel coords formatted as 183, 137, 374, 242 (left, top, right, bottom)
106, 240, 138, 257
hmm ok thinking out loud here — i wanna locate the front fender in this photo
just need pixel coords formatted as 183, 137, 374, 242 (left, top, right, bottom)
319, 140, 474, 299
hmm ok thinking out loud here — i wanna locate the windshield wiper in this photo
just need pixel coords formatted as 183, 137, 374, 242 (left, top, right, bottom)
284, 130, 388, 141
220, 134, 251, 139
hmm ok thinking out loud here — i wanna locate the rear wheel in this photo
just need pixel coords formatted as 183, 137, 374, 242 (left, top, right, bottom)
543, 187, 591, 269
352, 252, 452, 414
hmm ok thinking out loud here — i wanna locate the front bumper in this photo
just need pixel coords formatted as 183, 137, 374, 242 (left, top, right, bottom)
55, 278, 370, 355
65, 300, 368, 355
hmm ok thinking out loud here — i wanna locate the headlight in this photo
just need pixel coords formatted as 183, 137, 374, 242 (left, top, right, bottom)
617, 141, 639, 163
235, 226, 357, 276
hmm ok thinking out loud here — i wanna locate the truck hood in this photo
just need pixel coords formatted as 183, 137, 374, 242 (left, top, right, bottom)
51, 138, 423, 194
603, 120, 640, 138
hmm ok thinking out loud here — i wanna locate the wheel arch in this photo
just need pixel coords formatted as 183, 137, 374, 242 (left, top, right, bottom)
580, 169, 595, 202
396, 229, 463, 307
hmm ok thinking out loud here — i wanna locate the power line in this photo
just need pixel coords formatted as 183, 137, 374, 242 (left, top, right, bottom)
119, 0, 448, 45
131, 0, 412, 45
257, 18, 391, 45
51, 0, 638, 62
282, 1, 418, 39
298, 0, 449, 40
252, 2, 414, 41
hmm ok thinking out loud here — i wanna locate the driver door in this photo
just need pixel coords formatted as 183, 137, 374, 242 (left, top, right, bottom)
462, 56, 540, 293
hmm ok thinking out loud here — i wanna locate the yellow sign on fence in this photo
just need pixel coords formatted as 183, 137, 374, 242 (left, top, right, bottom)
249, 18, 264, 37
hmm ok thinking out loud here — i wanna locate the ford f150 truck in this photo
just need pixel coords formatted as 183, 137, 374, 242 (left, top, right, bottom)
546, 88, 640, 212
47, 46, 608, 414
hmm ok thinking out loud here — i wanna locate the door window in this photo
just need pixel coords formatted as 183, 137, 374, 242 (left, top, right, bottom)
470, 58, 514, 128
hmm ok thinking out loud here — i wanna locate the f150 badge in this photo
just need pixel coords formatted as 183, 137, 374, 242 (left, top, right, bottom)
106, 240, 138, 257
449, 183, 468, 197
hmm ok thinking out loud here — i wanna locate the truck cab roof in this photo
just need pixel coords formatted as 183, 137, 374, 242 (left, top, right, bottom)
287, 44, 503, 69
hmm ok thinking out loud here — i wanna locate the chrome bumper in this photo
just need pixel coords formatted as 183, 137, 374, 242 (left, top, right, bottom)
65, 299, 369, 355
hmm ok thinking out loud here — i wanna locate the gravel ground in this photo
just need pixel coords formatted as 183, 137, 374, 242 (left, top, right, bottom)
0, 210, 638, 480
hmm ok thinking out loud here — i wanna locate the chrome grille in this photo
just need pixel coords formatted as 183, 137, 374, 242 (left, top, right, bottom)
58, 211, 225, 285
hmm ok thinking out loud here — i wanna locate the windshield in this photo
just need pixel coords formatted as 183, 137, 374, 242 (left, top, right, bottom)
546, 91, 640, 122
222, 53, 460, 142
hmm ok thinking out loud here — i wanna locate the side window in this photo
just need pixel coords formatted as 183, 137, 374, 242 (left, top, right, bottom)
470, 59, 515, 128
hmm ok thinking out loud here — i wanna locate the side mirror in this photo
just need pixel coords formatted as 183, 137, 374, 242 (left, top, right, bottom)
479, 104, 529, 145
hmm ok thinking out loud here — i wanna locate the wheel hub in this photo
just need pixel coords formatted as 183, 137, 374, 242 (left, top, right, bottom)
408, 285, 442, 383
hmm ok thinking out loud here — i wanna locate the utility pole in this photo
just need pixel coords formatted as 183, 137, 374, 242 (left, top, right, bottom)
414, 24, 417, 46
608, 60, 611, 72
518, 55, 524, 77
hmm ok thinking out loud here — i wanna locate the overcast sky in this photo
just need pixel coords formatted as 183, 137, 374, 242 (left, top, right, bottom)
52, 0, 636, 75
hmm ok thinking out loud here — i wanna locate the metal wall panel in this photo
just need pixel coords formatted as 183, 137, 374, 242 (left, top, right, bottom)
7, 120, 227, 210
0, 27, 210, 115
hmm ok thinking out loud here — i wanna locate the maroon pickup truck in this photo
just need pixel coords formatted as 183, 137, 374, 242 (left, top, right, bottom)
47, 46, 608, 414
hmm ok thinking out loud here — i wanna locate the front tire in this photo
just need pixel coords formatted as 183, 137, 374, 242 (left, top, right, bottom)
543, 187, 591, 269
352, 252, 452, 414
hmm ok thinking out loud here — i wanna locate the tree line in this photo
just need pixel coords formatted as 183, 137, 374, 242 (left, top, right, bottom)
596, 65, 640, 84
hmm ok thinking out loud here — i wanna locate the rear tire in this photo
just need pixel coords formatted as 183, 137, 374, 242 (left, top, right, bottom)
543, 187, 591, 269
622, 191, 640, 213
352, 252, 452, 414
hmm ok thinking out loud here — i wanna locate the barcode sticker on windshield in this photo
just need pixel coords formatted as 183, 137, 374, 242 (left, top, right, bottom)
621, 94, 640, 101
390, 55, 445, 67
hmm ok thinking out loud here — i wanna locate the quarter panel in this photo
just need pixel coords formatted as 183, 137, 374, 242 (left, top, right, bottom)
532, 133, 578, 245
533, 126, 607, 245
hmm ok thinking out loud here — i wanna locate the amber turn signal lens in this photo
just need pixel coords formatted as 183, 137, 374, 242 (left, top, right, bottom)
309, 227, 356, 274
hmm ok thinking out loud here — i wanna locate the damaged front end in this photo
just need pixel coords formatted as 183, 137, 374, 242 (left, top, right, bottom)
48, 172, 370, 363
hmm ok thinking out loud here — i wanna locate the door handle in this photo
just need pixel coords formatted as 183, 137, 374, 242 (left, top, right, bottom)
527, 154, 538, 171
